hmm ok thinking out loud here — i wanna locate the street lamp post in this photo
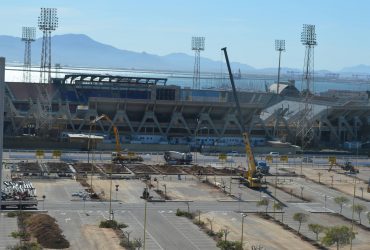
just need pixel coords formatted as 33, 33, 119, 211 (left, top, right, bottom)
143, 200, 147, 250
42, 195, 46, 210
162, 184, 167, 199
238, 193, 242, 212
241, 213, 247, 247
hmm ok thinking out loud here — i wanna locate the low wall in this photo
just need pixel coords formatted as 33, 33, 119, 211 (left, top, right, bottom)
4, 136, 85, 150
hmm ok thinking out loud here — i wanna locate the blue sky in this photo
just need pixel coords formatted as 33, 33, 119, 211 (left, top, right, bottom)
1, 0, 370, 71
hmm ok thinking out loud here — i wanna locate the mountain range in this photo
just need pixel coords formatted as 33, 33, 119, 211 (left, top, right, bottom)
0, 34, 369, 74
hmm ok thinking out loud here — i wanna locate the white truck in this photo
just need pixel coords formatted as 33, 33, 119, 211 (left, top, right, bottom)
164, 151, 192, 164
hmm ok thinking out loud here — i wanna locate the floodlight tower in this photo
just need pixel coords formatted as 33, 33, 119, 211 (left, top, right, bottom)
38, 7, 58, 84
21, 27, 36, 82
297, 24, 317, 147
275, 40, 285, 94
191, 37, 205, 89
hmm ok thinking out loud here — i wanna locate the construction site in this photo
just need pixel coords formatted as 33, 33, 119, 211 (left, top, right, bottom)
1, 6, 370, 250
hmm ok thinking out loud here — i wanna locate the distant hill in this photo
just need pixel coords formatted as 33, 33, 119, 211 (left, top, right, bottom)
340, 64, 370, 74
0, 34, 255, 72
2, 33, 368, 75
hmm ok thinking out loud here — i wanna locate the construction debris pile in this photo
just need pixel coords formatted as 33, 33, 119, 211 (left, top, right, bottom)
1, 180, 36, 200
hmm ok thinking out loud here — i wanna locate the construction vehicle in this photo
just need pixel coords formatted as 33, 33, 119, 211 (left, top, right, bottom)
164, 151, 192, 164
328, 160, 359, 173
222, 47, 262, 188
90, 115, 143, 163
141, 187, 152, 200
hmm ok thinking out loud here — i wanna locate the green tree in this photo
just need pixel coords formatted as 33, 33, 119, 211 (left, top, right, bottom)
308, 224, 325, 241
334, 196, 349, 214
321, 226, 355, 250
352, 203, 366, 224
272, 202, 284, 222
257, 198, 269, 214
293, 212, 309, 233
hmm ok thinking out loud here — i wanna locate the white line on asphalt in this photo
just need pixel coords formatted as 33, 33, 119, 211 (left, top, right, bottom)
128, 211, 164, 250
159, 213, 201, 250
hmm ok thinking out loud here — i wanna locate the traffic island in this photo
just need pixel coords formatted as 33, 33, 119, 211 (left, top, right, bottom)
254, 212, 328, 250
267, 182, 313, 202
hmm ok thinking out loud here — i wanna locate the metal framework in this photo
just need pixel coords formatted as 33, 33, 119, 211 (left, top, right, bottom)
38, 8, 58, 84
296, 24, 317, 147
37, 8, 58, 133
191, 37, 205, 90
21, 27, 36, 83
275, 40, 285, 94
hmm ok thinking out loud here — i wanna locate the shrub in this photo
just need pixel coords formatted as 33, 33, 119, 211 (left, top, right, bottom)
99, 219, 118, 229
175, 209, 193, 219
6, 242, 42, 250
7, 211, 19, 218
217, 240, 243, 250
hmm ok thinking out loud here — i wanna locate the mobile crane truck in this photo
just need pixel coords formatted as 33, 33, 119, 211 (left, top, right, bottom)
91, 115, 143, 163
222, 47, 262, 188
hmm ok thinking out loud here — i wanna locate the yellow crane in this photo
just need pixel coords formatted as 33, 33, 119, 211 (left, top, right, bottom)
90, 114, 142, 163
222, 47, 262, 188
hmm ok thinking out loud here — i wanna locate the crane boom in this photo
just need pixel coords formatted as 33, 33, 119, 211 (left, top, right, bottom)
221, 47, 261, 188
91, 114, 121, 154
90, 114, 143, 163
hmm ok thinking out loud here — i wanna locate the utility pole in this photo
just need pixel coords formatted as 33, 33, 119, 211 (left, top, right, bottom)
143, 201, 147, 250
241, 214, 247, 248
0, 58, 4, 211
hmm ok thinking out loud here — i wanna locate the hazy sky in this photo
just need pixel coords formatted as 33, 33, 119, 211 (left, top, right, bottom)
1, 0, 370, 71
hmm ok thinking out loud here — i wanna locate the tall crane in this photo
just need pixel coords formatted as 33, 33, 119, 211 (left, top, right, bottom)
222, 47, 261, 188
90, 114, 142, 163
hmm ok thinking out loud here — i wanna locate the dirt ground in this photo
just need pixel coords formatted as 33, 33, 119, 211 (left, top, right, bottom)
291, 165, 370, 200
159, 178, 233, 201
200, 212, 315, 250
81, 225, 121, 250
90, 176, 146, 203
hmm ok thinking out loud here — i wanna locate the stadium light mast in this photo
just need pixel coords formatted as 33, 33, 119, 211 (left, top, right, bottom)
296, 24, 317, 148
275, 40, 285, 94
38, 7, 58, 84
36, 8, 58, 133
191, 37, 205, 89
21, 27, 36, 83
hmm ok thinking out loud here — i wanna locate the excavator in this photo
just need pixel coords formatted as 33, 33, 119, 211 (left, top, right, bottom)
222, 47, 262, 188
328, 160, 359, 174
90, 114, 143, 163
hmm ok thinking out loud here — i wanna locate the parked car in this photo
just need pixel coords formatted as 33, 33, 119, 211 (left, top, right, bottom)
269, 152, 280, 157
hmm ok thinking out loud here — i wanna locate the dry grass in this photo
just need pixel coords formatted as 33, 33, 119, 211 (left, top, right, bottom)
24, 213, 69, 249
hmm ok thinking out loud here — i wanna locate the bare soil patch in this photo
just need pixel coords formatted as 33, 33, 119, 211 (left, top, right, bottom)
151, 164, 185, 174
46, 162, 72, 173
201, 212, 315, 250
125, 164, 158, 174
160, 179, 233, 201
97, 163, 130, 174
73, 162, 97, 174
16, 162, 41, 173
81, 225, 122, 250
181, 165, 241, 176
